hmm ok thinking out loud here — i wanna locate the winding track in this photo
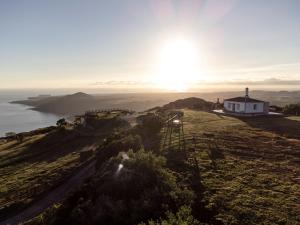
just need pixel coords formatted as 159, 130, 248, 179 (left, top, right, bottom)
0, 160, 96, 225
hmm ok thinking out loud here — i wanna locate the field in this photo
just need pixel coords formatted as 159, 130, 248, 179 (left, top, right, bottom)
178, 110, 300, 224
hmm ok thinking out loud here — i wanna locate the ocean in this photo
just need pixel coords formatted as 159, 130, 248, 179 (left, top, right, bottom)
0, 91, 61, 137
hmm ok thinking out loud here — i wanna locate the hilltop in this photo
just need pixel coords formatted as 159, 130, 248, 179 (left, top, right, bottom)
161, 97, 214, 110
1, 97, 300, 225
14, 98, 299, 225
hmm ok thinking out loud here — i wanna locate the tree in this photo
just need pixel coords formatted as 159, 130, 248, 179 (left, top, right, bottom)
5, 132, 16, 138
136, 113, 164, 151
137, 113, 163, 134
5, 132, 17, 141
56, 118, 67, 127
95, 133, 142, 169
16, 134, 24, 143
49, 150, 195, 225
283, 104, 300, 115
141, 206, 200, 225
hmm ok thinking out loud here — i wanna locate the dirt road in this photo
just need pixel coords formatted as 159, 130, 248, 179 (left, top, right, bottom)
0, 160, 96, 225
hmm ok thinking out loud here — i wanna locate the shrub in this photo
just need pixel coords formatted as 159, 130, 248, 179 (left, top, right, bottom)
56, 118, 67, 127
95, 133, 142, 169
140, 205, 200, 225
136, 113, 164, 151
283, 104, 300, 115
48, 150, 195, 225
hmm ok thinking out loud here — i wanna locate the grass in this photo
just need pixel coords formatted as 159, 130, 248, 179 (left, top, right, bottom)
0, 150, 80, 208
163, 110, 300, 224
0, 130, 97, 221
0, 113, 126, 221
3, 110, 300, 224
287, 116, 300, 122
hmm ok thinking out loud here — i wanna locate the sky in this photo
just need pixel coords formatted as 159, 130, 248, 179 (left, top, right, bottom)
1, 0, 300, 92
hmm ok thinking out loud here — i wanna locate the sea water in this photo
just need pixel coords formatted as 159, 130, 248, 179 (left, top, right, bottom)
0, 91, 61, 137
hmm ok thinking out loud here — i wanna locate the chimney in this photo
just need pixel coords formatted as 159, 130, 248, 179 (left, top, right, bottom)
245, 87, 249, 98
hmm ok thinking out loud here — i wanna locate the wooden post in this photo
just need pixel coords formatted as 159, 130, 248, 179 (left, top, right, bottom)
168, 123, 173, 149
181, 119, 186, 152
163, 114, 170, 150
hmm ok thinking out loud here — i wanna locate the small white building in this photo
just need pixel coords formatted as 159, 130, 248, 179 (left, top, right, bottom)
223, 88, 269, 116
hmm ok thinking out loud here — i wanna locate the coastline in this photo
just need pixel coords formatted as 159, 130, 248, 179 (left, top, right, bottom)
0, 101, 61, 138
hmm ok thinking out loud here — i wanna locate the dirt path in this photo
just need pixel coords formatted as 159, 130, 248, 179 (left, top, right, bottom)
0, 160, 96, 225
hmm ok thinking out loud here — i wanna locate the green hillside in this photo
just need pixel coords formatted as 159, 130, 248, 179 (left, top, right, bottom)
23, 108, 300, 225
182, 110, 300, 224
0, 113, 129, 222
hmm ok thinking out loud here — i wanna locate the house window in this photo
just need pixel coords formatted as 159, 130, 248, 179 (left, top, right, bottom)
228, 103, 231, 108
253, 104, 257, 110
237, 104, 240, 110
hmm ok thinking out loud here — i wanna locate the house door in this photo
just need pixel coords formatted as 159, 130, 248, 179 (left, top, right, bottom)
232, 103, 235, 111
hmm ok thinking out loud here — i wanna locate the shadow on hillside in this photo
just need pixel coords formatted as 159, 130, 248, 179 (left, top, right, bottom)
27, 129, 97, 163
0, 129, 98, 167
1, 141, 25, 151
240, 116, 300, 139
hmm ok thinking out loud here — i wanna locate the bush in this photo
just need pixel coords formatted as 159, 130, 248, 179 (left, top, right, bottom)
48, 150, 195, 225
95, 133, 142, 169
136, 113, 164, 151
136, 113, 164, 135
56, 118, 67, 127
140, 205, 200, 225
85, 116, 130, 130
283, 104, 300, 115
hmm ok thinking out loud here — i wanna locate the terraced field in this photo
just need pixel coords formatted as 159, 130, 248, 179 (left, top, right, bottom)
164, 110, 300, 224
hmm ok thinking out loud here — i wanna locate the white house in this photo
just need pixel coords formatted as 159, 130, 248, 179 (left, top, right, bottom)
223, 88, 269, 116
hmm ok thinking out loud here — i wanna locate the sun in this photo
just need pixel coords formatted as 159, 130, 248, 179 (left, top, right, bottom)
153, 37, 201, 91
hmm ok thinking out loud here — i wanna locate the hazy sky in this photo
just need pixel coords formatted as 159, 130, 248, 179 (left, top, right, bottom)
1, 0, 300, 91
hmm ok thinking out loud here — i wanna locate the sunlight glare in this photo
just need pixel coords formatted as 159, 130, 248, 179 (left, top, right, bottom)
154, 37, 201, 91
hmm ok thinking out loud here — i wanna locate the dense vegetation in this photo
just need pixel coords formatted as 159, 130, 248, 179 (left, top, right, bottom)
283, 103, 300, 115
135, 113, 164, 151
36, 150, 197, 225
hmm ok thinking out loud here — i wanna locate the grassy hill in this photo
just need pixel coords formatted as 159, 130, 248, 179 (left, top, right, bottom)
182, 110, 300, 224
0, 113, 129, 222
2, 96, 300, 224
23, 106, 300, 225
160, 97, 214, 111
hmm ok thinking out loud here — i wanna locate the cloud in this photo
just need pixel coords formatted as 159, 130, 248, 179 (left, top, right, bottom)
217, 62, 300, 74
90, 80, 153, 86
196, 78, 300, 86
90, 78, 300, 89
